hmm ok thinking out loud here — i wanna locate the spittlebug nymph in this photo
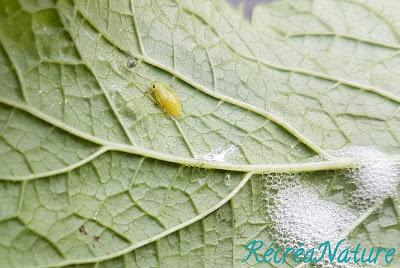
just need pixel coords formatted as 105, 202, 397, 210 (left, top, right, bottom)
150, 81, 183, 118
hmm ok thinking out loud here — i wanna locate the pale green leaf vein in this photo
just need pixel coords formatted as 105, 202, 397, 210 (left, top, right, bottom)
43, 172, 254, 267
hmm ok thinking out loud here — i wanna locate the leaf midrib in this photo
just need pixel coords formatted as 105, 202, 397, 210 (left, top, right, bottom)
0, 1, 399, 178
1, 1, 399, 267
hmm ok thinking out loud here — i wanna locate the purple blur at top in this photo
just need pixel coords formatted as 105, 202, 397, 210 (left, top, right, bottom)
228, 0, 274, 19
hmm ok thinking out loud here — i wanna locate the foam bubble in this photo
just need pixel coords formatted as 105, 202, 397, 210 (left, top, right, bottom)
274, 185, 355, 243
265, 174, 356, 243
264, 175, 357, 267
330, 146, 400, 211
263, 146, 399, 267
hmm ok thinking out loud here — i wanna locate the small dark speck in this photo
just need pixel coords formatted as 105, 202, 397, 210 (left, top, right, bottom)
79, 225, 88, 235
94, 235, 100, 241
127, 55, 138, 69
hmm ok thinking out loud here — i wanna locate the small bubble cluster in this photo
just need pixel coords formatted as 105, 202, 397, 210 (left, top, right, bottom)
330, 146, 400, 211
263, 146, 399, 267
264, 174, 357, 267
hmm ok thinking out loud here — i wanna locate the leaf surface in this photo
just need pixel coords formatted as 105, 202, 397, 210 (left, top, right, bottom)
0, 0, 399, 267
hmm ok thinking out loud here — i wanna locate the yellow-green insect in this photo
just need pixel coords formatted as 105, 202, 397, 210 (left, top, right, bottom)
150, 81, 183, 118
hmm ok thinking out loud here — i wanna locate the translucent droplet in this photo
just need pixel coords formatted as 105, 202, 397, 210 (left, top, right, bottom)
198, 144, 238, 163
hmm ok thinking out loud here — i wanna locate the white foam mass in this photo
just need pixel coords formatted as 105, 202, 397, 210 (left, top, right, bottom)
264, 146, 399, 267
265, 174, 356, 247
264, 175, 357, 267
274, 184, 355, 244
330, 146, 400, 210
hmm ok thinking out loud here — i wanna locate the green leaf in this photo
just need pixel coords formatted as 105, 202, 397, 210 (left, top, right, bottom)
0, 0, 399, 267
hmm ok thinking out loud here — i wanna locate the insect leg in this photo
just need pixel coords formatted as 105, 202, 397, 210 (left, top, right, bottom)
139, 91, 158, 105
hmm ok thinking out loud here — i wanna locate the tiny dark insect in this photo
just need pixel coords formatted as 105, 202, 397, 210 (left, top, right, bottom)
93, 235, 100, 241
79, 225, 87, 235
127, 53, 138, 69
